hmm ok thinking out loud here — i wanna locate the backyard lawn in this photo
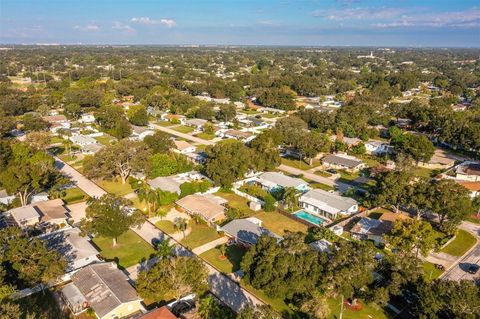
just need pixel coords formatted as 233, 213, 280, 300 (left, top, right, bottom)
254, 211, 308, 236
440, 229, 476, 257
97, 178, 135, 196
308, 181, 335, 191
338, 170, 360, 183
281, 157, 321, 170
94, 134, 116, 146
156, 121, 174, 127
155, 220, 177, 235
195, 133, 215, 140
423, 261, 444, 281
173, 125, 194, 133
61, 187, 89, 204
326, 297, 388, 319
181, 221, 221, 249
92, 230, 154, 268
215, 191, 255, 216
314, 170, 332, 177
200, 244, 246, 273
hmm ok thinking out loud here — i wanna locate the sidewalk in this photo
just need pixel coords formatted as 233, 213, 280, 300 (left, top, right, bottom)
192, 237, 228, 255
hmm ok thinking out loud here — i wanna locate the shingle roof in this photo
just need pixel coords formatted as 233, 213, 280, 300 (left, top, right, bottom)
9, 206, 40, 225
299, 189, 357, 214
147, 176, 182, 194
71, 263, 141, 318
258, 172, 307, 189
176, 194, 225, 221
322, 154, 363, 168
174, 140, 195, 151
221, 219, 281, 245
34, 198, 68, 221
139, 306, 178, 319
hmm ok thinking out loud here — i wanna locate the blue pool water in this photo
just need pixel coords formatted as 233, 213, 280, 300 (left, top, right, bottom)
293, 210, 325, 226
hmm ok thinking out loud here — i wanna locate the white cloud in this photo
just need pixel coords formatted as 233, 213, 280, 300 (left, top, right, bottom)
131, 17, 176, 28
74, 23, 100, 32
112, 21, 135, 33
313, 7, 408, 21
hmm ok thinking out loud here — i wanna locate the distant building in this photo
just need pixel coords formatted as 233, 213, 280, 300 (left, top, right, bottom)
256, 172, 310, 193
299, 189, 358, 220
173, 140, 196, 154
185, 118, 208, 129
131, 125, 155, 140
70, 135, 98, 147
418, 149, 457, 170
309, 239, 332, 253
365, 140, 393, 155
147, 171, 208, 195
78, 113, 95, 123
455, 162, 480, 182
161, 113, 186, 124
223, 129, 255, 143
322, 153, 365, 172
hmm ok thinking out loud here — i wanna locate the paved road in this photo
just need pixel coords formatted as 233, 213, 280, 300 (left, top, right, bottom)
150, 123, 215, 145
278, 164, 354, 193
55, 157, 107, 198
56, 159, 262, 313
441, 221, 480, 282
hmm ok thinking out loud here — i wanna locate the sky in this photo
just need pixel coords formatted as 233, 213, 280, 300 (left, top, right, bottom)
0, 0, 479, 47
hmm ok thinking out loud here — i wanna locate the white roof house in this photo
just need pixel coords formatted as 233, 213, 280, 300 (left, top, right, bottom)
78, 113, 95, 124
173, 140, 196, 154
70, 135, 98, 147
256, 172, 310, 192
365, 140, 393, 155
9, 206, 40, 227
299, 189, 358, 220
131, 125, 155, 140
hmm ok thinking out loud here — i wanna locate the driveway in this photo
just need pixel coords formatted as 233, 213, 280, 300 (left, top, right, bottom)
66, 201, 88, 225
192, 237, 229, 255
150, 123, 215, 145
55, 157, 106, 198
278, 164, 354, 193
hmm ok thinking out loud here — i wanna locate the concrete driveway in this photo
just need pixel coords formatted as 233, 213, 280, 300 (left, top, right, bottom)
150, 123, 215, 145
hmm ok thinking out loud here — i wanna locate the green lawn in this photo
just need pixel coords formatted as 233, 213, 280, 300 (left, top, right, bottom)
61, 187, 88, 204
195, 133, 216, 140
92, 230, 155, 268
423, 261, 444, 281
326, 297, 388, 319
50, 136, 65, 144
412, 166, 435, 178
338, 170, 360, 182
130, 196, 149, 212
58, 154, 78, 163
281, 157, 321, 170
314, 170, 332, 177
173, 125, 194, 133
155, 220, 177, 235
254, 211, 308, 236
156, 121, 174, 127
466, 214, 480, 225
355, 154, 381, 167
215, 191, 255, 216
440, 229, 476, 257
181, 221, 221, 249
200, 244, 246, 273
309, 182, 335, 191
97, 178, 135, 196
95, 134, 116, 146
240, 282, 292, 314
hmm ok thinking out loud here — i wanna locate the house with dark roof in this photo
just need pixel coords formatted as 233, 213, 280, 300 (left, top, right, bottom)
221, 217, 281, 247
322, 153, 365, 172
60, 263, 144, 318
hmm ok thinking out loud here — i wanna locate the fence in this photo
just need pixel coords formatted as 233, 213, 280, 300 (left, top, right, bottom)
232, 188, 265, 205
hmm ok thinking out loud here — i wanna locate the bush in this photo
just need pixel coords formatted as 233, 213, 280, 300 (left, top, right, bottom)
180, 180, 212, 197
263, 194, 276, 212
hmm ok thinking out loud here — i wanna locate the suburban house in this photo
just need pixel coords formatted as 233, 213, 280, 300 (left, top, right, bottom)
309, 239, 332, 253
176, 194, 227, 224
223, 129, 255, 143
81, 143, 103, 155
139, 306, 178, 319
455, 162, 480, 182
44, 115, 71, 133
161, 113, 186, 124
70, 135, 98, 147
322, 153, 365, 172
185, 118, 207, 129
350, 211, 410, 246
0, 189, 15, 205
329, 136, 362, 148
256, 172, 310, 193
365, 140, 393, 155
173, 140, 196, 154
298, 189, 358, 220
43, 227, 100, 273
60, 263, 144, 318
78, 113, 95, 124
7, 199, 69, 229
418, 149, 457, 170
458, 181, 480, 198
131, 125, 155, 140
221, 217, 281, 247
147, 172, 208, 195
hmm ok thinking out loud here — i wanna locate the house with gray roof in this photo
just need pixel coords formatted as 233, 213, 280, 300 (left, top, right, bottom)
221, 217, 282, 246
256, 172, 310, 193
322, 153, 365, 172
298, 189, 358, 220
70, 135, 98, 147
61, 263, 144, 318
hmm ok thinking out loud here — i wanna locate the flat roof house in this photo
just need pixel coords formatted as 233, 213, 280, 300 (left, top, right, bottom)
161, 113, 186, 124
61, 263, 144, 319
455, 162, 480, 182
221, 217, 281, 247
176, 194, 227, 224
43, 227, 100, 272
322, 153, 365, 172
9, 206, 40, 227
299, 189, 358, 220
256, 172, 310, 193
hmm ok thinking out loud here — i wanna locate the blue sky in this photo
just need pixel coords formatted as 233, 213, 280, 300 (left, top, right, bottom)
0, 0, 479, 46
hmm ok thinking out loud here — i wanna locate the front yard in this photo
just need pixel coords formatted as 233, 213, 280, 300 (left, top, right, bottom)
173, 125, 195, 134
215, 191, 255, 217
423, 261, 444, 281
200, 244, 246, 273
281, 157, 321, 170
61, 187, 89, 204
195, 132, 216, 140
440, 229, 476, 257
97, 178, 135, 196
92, 230, 154, 268
254, 211, 309, 236
155, 220, 177, 235
181, 221, 221, 249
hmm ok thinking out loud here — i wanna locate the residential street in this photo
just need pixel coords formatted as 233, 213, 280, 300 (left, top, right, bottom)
56, 159, 263, 313
150, 123, 215, 145
441, 221, 480, 282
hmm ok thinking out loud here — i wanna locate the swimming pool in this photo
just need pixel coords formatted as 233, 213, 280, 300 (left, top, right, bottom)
293, 210, 325, 226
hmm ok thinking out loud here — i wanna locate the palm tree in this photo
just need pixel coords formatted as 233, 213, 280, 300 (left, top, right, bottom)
174, 217, 188, 238
155, 207, 168, 220
283, 187, 298, 212
137, 184, 157, 218
198, 295, 215, 319
154, 239, 174, 259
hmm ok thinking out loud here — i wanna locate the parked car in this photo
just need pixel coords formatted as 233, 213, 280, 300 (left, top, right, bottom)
465, 264, 479, 274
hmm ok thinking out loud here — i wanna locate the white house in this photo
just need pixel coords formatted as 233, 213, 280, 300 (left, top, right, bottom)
185, 118, 208, 129
322, 153, 365, 172
0, 189, 15, 205
455, 162, 480, 182
173, 140, 196, 154
365, 140, 393, 155
298, 189, 358, 220
70, 135, 98, 147
256, 172, 310, 193
131, 125, 155, 140
44, 115, 71, 133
